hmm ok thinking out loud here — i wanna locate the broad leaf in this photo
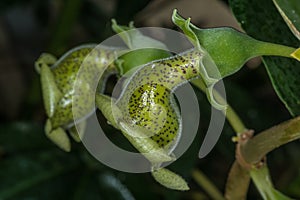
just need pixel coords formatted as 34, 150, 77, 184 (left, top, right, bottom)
230, 0, 300, 116
0, 123, 140, 199
273, 0, 300, 40
0, 150, 80, 200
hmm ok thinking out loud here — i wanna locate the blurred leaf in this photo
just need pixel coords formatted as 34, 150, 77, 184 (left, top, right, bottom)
119, 172, 159, 200
0, 149, 80, 200
0, 0, 30, 11
72, 172, 103, 200
114, 0, 151, 24
0, 122, 51, 153
0, 122, 138, 200
286, 169, 300, 197
98, 172, 135, 200
229, 0, 300, 116
273, 0, 300, 40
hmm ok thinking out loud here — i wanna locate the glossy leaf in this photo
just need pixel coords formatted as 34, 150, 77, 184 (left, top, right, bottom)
273, 0, 300, 40
230, 0, 300, 116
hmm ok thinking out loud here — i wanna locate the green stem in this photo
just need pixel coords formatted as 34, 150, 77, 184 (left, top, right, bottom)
192, 170, 225, 200
255, 41, 296, 58
192, 78, 250, 199
241, 116, 300, 164
250, 165, 292, 200
237, 116, 300, 200
191, 79, 246, 134
48, 0, 83, 54
192, 78, 296, 199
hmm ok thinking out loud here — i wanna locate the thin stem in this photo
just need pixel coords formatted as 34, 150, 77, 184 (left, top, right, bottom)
48, 0, 83, 54
192, 170, 225, 200
250, 165, 292, 200
255, 41, 296, 59
191, 79, 246, 133
192, 78, 250, 199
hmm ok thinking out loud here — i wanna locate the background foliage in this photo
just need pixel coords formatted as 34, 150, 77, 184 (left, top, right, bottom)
0, 0, 299, 199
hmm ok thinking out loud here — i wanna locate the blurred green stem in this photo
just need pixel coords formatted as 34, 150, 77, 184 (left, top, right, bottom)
192, 78, 249, 199
192, 78, 297, 199
192, 170, 225, 200
250, 165, 292, 200
191, 79, 246, 134
48, 0, 83, 54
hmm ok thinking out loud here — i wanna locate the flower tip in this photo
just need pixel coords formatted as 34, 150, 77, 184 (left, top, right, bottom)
291, 48, 300, 62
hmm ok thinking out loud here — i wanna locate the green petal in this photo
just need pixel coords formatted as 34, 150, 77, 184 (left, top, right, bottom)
151, 168, 189, 191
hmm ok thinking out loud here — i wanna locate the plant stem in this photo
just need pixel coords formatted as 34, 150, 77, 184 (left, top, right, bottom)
255, 41, 296, 59
192, 78, 250, 199
191, 79, 246, 133
48, 0, 83, 54
250, 165, 292, 200
192, 170, 225, 200
241, 116, 300, 164
225, 161, 250, 200
235, 116, 300, 200
192, 78, 297, 199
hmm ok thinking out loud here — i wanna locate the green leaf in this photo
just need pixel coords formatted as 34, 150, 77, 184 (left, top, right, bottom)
98, 172, 135, 200
230, 0, 300, 116
273, 0, 300, 40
